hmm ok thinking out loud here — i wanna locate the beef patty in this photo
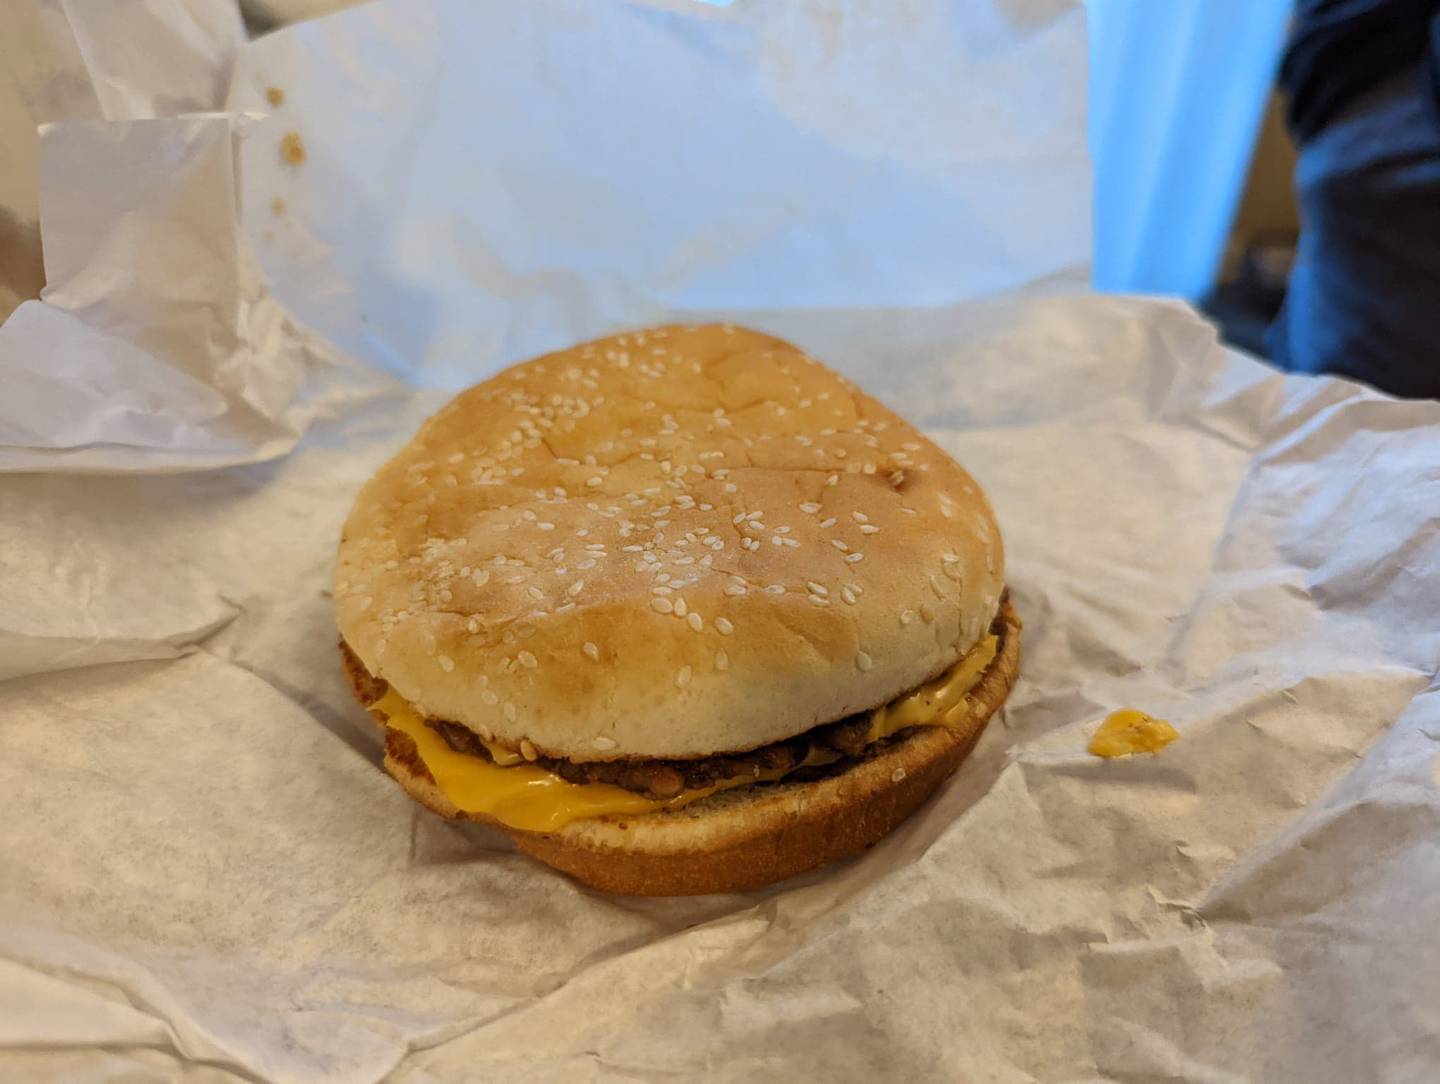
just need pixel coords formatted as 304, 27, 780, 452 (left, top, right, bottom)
342, 607, 1006, 800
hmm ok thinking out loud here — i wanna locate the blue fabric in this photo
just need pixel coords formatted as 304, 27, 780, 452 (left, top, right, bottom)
1267, 66, 1440, 397
1281, 1, 1440, 143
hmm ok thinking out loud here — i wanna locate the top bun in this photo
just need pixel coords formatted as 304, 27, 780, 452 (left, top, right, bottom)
335, 325, 1004, 760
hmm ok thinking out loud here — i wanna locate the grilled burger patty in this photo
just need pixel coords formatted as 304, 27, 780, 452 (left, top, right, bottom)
342, 605, 1008, 801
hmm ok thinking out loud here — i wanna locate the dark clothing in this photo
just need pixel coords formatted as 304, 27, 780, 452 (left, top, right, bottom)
1269, 4, 1440, 397
1281, 0, 1440, 144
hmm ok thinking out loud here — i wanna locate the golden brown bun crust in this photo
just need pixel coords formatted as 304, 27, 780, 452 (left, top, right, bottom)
335, 324, 1005, 760
372, 595, 1020, 896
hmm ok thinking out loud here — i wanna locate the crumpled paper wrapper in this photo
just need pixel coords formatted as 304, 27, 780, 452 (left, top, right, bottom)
0, 0, 389, 472
228, 0, 1092, 387
3, 2, 1438, 1082
0, 0, 243, 317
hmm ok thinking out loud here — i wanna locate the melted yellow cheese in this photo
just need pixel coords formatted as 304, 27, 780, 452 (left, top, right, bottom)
1088, 709, 1179, 758
377, 634, 996, 832
379, 690, 732, 831
868, 634, 998, 743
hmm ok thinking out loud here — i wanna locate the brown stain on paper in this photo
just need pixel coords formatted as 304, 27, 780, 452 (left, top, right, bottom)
280, 131, 307, 167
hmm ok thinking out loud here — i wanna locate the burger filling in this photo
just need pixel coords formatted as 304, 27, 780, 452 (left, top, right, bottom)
355, 610, 1005, 834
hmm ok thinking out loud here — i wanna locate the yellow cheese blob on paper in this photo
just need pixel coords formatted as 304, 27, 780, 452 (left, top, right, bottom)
1088, 709, 1179, 758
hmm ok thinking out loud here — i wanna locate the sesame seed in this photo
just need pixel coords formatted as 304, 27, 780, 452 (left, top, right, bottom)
846, 553, 864, 563
891, 767, 907, 783
900, 609, 916, 625
820, 517, 837, 529
520, 739, 537, 761
715, 649, 730, 671
537, 522, 555, 531
831, 539, 849, 552
809, 595, 830, 606
568, 579, 585, 596
851, 512, 868, 523
518, 650, 537, 669
766, 584, 786, 595
651, 597, 675, 614
800, 502, 821, 514
676, 666, 692, 688
583, 642, 600, 661
438, 655, 455, 672
482, 690, 499, 705
527, 586, 544, 600
687, 612, 703, 631
807, 581, 828, 596
466, 617, 480, 633
674, 597, 688, 617
504, 703, 518, 722
856, 651, 874, 671
724, 584, 747, 597
724, 483, 738, 493
592, 736, 617, 750
841, 587, 857, 605
715, 616, 735, 635
860, 524, 880, 534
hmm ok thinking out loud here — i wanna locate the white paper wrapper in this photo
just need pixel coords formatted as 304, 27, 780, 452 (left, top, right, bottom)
4, 2, 1439, 1082
228, 0, 1092, 388
0, 0, 244, 318
5, 296, 1439, 1082
0, 2, 389, 472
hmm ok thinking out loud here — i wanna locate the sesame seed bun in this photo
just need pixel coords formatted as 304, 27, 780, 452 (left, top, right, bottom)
335, 325, 1007, 760
374, 596, 1020, 896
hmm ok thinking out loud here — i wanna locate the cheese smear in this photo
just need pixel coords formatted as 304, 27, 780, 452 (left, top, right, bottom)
1088, 710, 1179, 758
379, 634, 997, 833
867, 634, 998, 743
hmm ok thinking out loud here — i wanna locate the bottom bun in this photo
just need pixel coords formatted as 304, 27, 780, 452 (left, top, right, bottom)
377, 595, 1020, 896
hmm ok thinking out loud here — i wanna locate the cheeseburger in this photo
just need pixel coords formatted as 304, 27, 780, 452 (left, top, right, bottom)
335, 325, 1019, 895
